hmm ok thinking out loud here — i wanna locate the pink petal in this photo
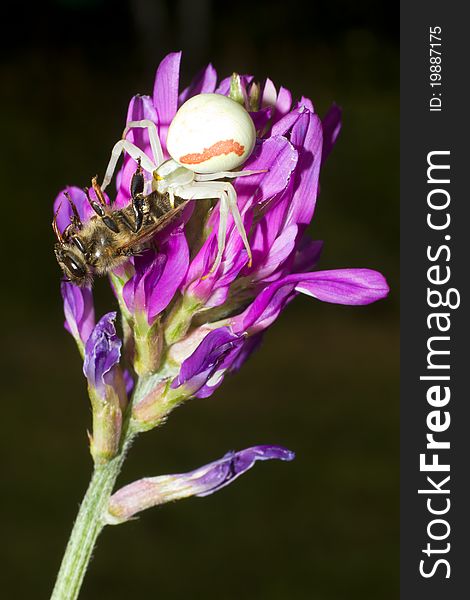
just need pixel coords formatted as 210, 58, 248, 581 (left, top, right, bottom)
153, 52, 182, 157
179, 63, 217, 104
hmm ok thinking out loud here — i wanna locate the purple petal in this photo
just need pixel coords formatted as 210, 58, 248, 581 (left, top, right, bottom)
107, 445, 295, 522
123, 229, 189, 323
261, 78, 277, 107
228, 332, 264, 374
61, 281, 95, 345
285, 110, 323, 228
232, 280, 298, 334
298, 96, 314, 112
153, 52, 182, 157
53, 186, 101, 233
233, 268, 389, 334
123, 369, 134, 395
294, 269, 390, 305
251, 224, 299, 282
179, 63, 217, 104
271, 106, 303, 137
194, 445, 295, 497
292, 238, 324, 273
194, 332, 257, 399
171, 327, 244, 396
148, 230, 189, 321
273, 86, 292, 124
83, 312, 122, 398
250, 107, 273, 133
246, 181, 292, 269
236, 135, 298, 210
322, 103, 342, 164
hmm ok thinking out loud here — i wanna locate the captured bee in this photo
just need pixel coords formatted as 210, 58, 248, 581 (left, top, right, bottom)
53, 165, 188, 286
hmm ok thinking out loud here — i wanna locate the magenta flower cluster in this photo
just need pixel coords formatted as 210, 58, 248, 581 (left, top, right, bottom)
53, 52, 388, 506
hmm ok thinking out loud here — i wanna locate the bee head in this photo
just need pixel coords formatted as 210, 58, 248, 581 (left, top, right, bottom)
54, 243, 92, 287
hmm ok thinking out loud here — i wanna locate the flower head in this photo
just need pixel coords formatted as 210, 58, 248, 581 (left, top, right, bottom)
53, 51, 388, 461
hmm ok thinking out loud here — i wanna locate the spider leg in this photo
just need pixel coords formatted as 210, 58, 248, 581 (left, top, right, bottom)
189, 181, 252, 268
168, 188, 176, 209
174, 180, 252, 274
222, 183, 253, 267
122, 119, 164, 168
101, 139, 157, 192
194, 169, 267, 182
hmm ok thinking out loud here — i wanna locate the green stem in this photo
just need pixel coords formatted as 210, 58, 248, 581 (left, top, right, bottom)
50, 432, 134, 600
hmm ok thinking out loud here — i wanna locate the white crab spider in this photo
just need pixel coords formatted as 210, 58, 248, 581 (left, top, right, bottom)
101, 93, 264, 273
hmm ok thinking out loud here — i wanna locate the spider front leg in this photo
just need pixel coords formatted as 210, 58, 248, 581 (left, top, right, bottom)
122, 120, 164, 168
101, 139, 157, 193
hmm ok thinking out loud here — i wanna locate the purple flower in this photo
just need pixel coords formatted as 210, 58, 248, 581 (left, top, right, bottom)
168, 268, 388, 400
53, 51, 389, 434
82, 312, 127, 462
83, 312, 123, 401
171, 327, 245, 398
61, 281, 95, 351
123, 228, 189, 325
107, 445, 295, 523
232, 269, 390, 335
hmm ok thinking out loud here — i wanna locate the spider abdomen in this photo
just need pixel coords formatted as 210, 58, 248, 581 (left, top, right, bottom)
167, 93, 256, 174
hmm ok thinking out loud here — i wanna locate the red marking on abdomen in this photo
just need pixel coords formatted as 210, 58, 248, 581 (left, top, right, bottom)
179, 139, 245, 165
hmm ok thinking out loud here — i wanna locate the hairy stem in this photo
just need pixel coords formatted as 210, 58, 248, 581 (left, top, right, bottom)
50, 369, 166, 600
50, 432, 134, 600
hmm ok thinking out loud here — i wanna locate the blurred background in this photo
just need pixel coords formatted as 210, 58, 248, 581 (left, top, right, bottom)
1, 0, 398, 598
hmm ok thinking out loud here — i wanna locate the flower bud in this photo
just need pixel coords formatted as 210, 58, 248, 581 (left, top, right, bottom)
229, 72, 245, 105
106, 445, 295, 524
83, 313, 127, 463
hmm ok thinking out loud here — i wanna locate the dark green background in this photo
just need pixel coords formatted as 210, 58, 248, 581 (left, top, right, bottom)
1, 1, 398, 598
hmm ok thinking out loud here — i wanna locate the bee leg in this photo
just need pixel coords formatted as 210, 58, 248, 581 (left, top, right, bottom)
64, 191, 82, 229
84, 186, 106, 217
130, 161, 146, 232
102, 216, 120, 233
132, 196, 145, 232
84, 187, 120, 233
130, 160, 145, 198
92, 177, 108, 206
52, 202, 64, 244
119, 212, 136, 232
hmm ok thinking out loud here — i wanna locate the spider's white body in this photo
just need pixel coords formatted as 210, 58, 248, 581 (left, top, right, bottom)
101, 93, 261, 272
167, 93, 256, 173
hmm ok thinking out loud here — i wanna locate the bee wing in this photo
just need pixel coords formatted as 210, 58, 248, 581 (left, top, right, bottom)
118, 200, 189, 253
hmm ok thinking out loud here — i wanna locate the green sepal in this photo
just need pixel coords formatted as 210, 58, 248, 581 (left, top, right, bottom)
229, 73, 245, 105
